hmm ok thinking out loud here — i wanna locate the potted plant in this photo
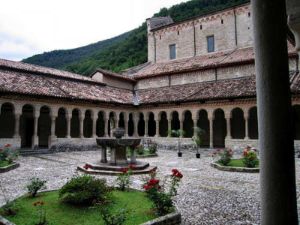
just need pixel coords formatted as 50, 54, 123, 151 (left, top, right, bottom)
170, 129, 184, 157
192, 127, 205, 158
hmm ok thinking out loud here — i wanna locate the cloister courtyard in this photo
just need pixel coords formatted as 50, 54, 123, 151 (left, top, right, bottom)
1, 149, 300, 224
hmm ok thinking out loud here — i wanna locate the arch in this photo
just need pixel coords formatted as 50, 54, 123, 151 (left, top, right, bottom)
148, 112, 156, 137
213, 108, 226, 147
197, 109, 210, 147
138, 113, 145, 136
38, 106, 51, 148
118, 112, 125, 128
55, 108, 67, 138
248, 107, 258, 139
96, 111, 105, 137
183, 110, 193, 138
159, 111, 168, 137
293, 105, 300, 140
71, 109, 80, 138
171, 111, 180, 136
83, 110, 93, 138
128, 113, 134, 137
231, 107, 245, 139
20, 104, 34, 148
0, 103, 15, 138
108, 112, 116, 136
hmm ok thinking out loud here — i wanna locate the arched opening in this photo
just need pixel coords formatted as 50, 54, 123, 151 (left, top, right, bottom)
148, 112, 156, 137
159, 112, 168, 137
293, 105, 300, 140
83, 110, 93, 138
96, 111, 105, 137
231, 108, 245, 139
128, 113, 134, 137
71, 109, 80, 138
108, 112, 116, 136
249, 107, 258, 139
183, 111, 193, 138
20, 105, 34, 148
118, 113, 125, 128
55, 108, 67, 138
38, 106, 51, 148
171, 111, 180, 136
197, 110, 210, 147
138, 113, 145, 136
213, 109, 226, 147
0, 103, 15, 138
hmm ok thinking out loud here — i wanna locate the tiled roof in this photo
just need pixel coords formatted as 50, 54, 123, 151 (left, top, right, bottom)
0, 59, 103, 85
132, 45, 297, 79
0, 68, 133, 104
92, 68, 136, 82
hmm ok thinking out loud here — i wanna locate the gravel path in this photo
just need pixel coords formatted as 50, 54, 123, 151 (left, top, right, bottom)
1, 150, 300, 225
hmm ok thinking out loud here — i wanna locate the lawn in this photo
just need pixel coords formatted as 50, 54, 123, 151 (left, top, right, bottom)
227, 159, 259, 168
0, 160, 10, 168
2, 190, 156, 225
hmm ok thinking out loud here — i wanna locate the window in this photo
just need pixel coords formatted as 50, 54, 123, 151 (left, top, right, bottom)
169, 44, 176, 60
207, 35, 215, 53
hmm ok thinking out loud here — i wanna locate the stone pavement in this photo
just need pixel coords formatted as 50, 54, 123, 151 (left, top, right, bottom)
1, 150, 300, 225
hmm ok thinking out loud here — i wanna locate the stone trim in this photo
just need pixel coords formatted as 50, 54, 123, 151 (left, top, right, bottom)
0, 163, 19, 173
211, 162, 259, 173
0, 216, 15, 225
140, 211, 181, 225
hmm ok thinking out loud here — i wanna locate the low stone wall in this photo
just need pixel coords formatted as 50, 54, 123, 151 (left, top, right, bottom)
0, 138, 21, 150
211, 162, 259, 173
140, 212, 181, 225
0, 216, 15, 225
0, 163, 19, 173
50, 138, 98, 152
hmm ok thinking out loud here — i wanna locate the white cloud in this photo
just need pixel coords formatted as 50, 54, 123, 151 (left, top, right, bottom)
0, 0, 189, 61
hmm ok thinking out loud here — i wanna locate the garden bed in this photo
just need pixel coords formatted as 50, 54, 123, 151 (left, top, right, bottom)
0, 190, 157, 225
211, 159, 259, 173
0, 162, 19, 173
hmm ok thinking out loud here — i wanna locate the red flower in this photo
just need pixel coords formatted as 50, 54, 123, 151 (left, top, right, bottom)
4, 144, 11, 148
172, 169, 179, 174
172, 169, 183, 179
243, 149, 248, 157
83, 164, 92, 170
120, 168, 128, 174
148, 179, 159, 186
143, 184, 151, 190
129, 164, 135, 170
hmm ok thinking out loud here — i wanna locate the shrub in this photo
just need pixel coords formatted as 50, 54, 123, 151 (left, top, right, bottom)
0, 144, 18, 163
136, 145, 144, 155
217, 149, 233, 166
148, 143, 157, 154
59, 175, 109, 206
26, 178, 47, 197
243, 149, 259, 168
100, 207, 128, 225
116, 168, 132, 191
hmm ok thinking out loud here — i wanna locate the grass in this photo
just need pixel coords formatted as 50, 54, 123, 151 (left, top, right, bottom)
1, 190, 156, 225
227, 159, 259, 168
0, 160, 11, 168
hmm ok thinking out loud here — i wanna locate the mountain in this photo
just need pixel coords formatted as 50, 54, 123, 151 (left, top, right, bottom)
22, 0, 249, 75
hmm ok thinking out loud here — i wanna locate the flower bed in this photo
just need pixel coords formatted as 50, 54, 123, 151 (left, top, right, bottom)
0, 162, 19, 173
211, 161, 259, 173
0, 144, 19, 173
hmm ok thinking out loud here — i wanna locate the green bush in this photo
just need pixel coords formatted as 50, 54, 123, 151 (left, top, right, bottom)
218, 149, 233, 166
59, 175, 109, 206
243, 150, 259, 168
136, 145, 144, 155
148, 143, 157, 154
26, 178, 47, 197
100, 207, 128, 225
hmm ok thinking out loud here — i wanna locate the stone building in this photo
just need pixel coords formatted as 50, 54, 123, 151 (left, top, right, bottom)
0, 2, 299, 153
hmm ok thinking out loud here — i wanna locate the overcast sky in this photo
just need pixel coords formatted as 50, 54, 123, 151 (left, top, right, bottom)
0, 0, 189, 61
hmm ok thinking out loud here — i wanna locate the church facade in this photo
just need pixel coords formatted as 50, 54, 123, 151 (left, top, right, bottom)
0, 2, 299, 153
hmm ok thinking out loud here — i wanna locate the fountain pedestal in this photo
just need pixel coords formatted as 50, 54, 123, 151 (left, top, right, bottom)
77, 128, 156, 175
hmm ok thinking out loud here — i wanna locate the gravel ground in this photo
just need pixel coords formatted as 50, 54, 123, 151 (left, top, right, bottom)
1, 150, 300, 225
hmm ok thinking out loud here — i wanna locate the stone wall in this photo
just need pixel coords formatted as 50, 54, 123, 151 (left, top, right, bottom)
148, 3, 252, 63
50, 138, 99, 152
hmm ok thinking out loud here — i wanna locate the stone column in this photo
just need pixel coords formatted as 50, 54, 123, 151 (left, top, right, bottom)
208, 114, 213, 148
50, 114, 56, 147
92, 113, 98, 138
225, 113, 232, 139
155, 114, 159, 137
168, 117, 172, 136
192, 114, 198, 136
252, 1, 298, 224
66, 112, 71, 138
133, 114, 139, 137
79, 114, 84, 138
244, 112, 249, 140
145, 119, 149, 137
124, 114, 128, 137
32, 109, 40, 149
13, 111, 21, 139
179, 114, 184, 138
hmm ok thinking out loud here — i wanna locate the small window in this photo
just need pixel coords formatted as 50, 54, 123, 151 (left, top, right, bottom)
169, 44, 176, 60
207, 35, 215, 53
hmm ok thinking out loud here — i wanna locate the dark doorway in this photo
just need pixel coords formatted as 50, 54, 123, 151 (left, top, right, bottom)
231, 108, 245, 139
20, 105, 34, 148
183, 111, 194, 138
38, 106, 51, 148
159, 112, 168, 137
0, 103, 15, 138
249, 107, 258, 139
148, 112, 156, 137
197, 110, 210, 147
213, 109, 226, 147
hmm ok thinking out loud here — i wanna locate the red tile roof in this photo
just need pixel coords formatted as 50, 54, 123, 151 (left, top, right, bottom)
92, 68, 136, 82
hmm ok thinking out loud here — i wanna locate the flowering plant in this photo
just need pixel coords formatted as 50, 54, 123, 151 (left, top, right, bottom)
116, 166, 132, 191
142, 168, 183, 216
243, 147, 259, 168
217, 148, 233, 166
0, 144, 18, 164
33, 201, 47, 225
83, 164, 92, 170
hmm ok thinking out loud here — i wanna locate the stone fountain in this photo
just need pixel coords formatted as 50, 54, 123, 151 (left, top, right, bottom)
78, 128, 156, 175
